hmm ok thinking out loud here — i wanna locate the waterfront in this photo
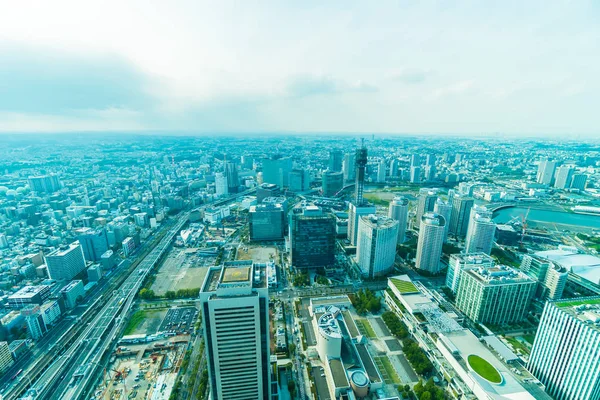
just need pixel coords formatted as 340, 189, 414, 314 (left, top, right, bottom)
493, 207, 600, 232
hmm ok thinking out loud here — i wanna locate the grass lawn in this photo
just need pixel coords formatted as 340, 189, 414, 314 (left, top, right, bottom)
124, 310, 146, 335
555, 298, 600, 308
505, 336, 530, 355
355, 319, 377, 339
467, 355, 502, 383
374, 356, 401, 385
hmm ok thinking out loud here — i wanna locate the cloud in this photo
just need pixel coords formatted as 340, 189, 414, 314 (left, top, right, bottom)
389, 69, 431, 84
284, 75, 378, 98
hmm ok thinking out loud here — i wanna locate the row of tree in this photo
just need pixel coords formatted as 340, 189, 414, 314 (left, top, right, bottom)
413, 378, 447, 400
381, 311, 409, 339
138, 287, 200, 300
350, 289, 381, 315
403, 338, 434, 376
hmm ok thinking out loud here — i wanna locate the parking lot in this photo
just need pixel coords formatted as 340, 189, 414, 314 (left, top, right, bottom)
158, 307, 198, 335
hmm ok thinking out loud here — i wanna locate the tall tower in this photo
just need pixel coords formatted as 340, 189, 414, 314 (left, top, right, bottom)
449, 195, 474, 238
357, 215, 399, 278
354, 141, 368, 206
433, 199, 452, 242
415, 189, 437, 226
465, 206, 496, 255
415, 213, 445, 274
388, 196, 409, 244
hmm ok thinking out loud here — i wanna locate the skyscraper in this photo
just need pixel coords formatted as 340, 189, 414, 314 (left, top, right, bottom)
554, 165, 574, 189
348, 202, 376, 246
415, 189, 437, 226
377, 158, 386, 183
446, 253, 494, 294
328, 150, 343, 172
433, 199, 452, 242
289, 205, 336, 268
262, 156, 292, 188
322, 170, 344, 197
357, 215, 399, 278
45, 242, 87, 281
520, 255, 568, 300
388, 196, 409, 244
410, 154, 420, 167
342, 152, 356, 182
249, 203, 285, 241
289, 169, 311, 192
415, 213, 445, 274
570, 174, 588, 190
75, 227, 109, 262
199, 262, 271, 400
455, 265, 535, 324
464, 206, 496, 255
528, 298, 600, 400
410, 166, 421, 183
225, 161, 239, 193
449, 195, 474, 238
536, 159, 556, 185
215, 172, 228, 197
389, 159, 400, 177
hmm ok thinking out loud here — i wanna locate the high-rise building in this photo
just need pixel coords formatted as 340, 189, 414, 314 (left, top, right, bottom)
554, 165, 574, 189
357, 215, 399, 278
415, 213, 446, 274
426, 154, 436, 166
328, 150, 343, 172
289, 169, 310, 192
424, 165, 435, 181
388, 196, 409, 244
76, 227, 109, 262
225, 161, 239, 193
28, 174, 61, 193
199, 262, 271, 400
570, 174, 588, 190
377, 159, 386, 183
464, 206, 496, 255
289, 205, 336, 268
347, 202, 377, 246
342, 153, 356, 182
455, 265, 535, 324
45, 242, 87, 281
249, 203, 285, 241
322, 170, 344, 197
446, 253, 495, 294
262, 156, 292, 188
433, 199, 452, 242
528, 298, 600, 400
536, 159, 556, 185
520, 255, 568, 300
410, 166, 421, 183
389, 159, 400, 177
449, 195, 474, 238
410, 154, 421, 167
415, 189, 437, 226
354, 143, 368, 206
0, 341, 14, 374
215, 172, 228, 197
256, 183, 280, 203
21, 305, 47, 340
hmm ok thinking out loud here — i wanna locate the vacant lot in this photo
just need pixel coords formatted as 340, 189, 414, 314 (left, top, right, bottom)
125, 309, 168, 335
236, 246, 277, 263
151, 248, 210, 295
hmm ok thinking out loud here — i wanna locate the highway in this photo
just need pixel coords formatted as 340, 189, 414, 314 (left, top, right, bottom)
3, 213, 189, 400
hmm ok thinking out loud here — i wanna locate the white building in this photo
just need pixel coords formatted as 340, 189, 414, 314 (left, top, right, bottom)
415, 213, 446, 273
199, 261, 271, 400
464, 206, 496, 255
357, 215, 398, 278
203, 205, 231, 225
388, 196, 409, 244
215, 172, 228, 197
347, 202, 376, 246
536, 159, 556, 185
316, 308, 343, 360
44, 242, 87, 281
446, 253, 495, 294
528, 298, 600, 400
554, 165, 574, 189
433, 199, 452, 242
40, 300, 61, 326
415, 188, 437, 226
377, 158, 386, 182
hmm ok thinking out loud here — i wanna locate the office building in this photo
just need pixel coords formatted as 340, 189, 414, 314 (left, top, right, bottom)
554, 165, 574, 189
389, 158, 399, 177
520, 255, 568, 300
122, 237, 136, 256
328, 150, 343, 172
60, 280, 85, 309
76, 227, 109, 262
249, 203, 285, 241
256, 183, 280, 203
199, 262, 271, 400
426, 154, 436, 166
45, 242, 87, 281
464, 206, 496, 255
446, 253, 494, 294
377, 159, 386, 183
289, 169, 311, 192
225, 161, 239, 193
415, 189, 437, 226
322, 171, 344, 197
388, 196, 409, 244
357, 216, 399, 278
433, 199, 452, 242
262, 156, 292, 188
536, 159, 556, 185
215, 172, 228, 197
410, 154, 420, 167
289, 205, 336, 269
528, 298, 600, 400
22, 305, 47, 340
0, 342, 14, 374
455, 265, 535, 324
40, 300, 61, 327
570, 174, 588, 190
8, 285, 52, 308
415, 213, 446, 274
424, 165, 435, 181
449, 195, 474, 238
28, 174, 61, 193
410, 166, 421, 183
342, 153, 356, 182
347, 202, 377, 246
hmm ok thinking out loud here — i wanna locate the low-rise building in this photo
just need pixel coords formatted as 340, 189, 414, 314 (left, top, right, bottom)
60, 280, 85, 309
8, 285, 52, 309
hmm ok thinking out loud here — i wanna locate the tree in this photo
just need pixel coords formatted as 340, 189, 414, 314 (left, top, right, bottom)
287, 380, 296, 396
288, 343, 296, 355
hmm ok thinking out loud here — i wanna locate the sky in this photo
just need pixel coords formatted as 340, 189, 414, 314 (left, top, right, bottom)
0, 1, 599, 137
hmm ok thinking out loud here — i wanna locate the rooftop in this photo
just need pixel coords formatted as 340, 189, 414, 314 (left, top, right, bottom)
9, 285, 50, 299
555, 297, 600, 331
467, 265, 534, 286
389, 277, 418, 294
329, 358, 349, 388
222, 266, 251, 283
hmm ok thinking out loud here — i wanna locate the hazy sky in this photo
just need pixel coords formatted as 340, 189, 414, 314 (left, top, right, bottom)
0, 1, 598, 136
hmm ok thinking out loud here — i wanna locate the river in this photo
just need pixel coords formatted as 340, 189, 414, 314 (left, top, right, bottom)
493, 207, 600, 232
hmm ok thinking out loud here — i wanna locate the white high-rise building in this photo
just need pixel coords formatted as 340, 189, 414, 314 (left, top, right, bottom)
415, 213, 446, 274
446, 253, 494, 294
199, 261, 271, 400
389, 159, 400, 177
528, 298, 600, 400
44, 242, 86, 281
388, 196, 409, 244
377, 159, 386, 183
347, 202, 376, 246
554, 165, 574, 189
342, 153, 356, 182
536, 159, 557, 185
465, 206, 496, 255
215, 172, 228, 197
410, 166, 421, 183
357, 215, 399, 278
415, 188, 437, 226
433, 199, 452, 242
